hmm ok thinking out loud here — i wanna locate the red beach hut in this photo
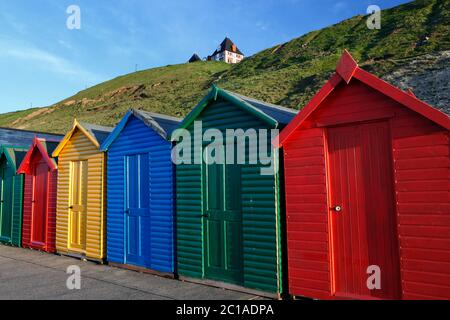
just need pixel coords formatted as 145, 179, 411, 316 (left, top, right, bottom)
17, 136, 60, 253
275, 51, 450, 300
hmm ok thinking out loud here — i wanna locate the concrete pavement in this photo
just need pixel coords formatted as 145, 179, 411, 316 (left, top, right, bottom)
0, 244, 263, 300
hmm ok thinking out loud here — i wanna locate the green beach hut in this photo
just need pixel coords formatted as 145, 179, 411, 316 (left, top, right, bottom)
0, 146, 28, 246
171, 85, 296, 297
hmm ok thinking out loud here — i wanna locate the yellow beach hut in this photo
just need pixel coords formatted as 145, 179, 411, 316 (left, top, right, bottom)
52, 120, 113, 261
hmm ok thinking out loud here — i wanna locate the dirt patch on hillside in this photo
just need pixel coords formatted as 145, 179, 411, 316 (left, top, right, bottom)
62, 85, 149, 110
107, 84, 146, 99
12, 107, 54, 127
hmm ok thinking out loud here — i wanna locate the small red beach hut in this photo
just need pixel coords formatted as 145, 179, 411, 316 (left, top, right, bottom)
275, 51, 450, 300
17, 136, 60, 253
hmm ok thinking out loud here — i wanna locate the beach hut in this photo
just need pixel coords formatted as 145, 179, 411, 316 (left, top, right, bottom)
171, 85, 297, 297
52, 120, 113, 261
100, 109, 180, 273
17, 137, 61, 253
275, 51, 450, 300
0, 146, 28, 246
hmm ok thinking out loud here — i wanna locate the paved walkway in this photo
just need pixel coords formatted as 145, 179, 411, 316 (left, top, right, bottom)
0, 245, 262, 300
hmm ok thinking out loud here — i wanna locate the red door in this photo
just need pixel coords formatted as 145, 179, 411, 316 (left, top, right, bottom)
327, 121, 400, 300
32, 160, 48, 245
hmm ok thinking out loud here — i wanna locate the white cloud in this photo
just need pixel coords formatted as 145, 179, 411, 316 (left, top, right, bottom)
0, 38, 102, 82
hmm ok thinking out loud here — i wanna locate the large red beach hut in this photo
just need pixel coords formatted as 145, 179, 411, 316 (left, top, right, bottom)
17, 136, 60, 253
275, 51, 450, 300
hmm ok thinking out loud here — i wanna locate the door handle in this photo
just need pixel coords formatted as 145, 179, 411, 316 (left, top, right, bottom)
332, 206, 342, 212
201, 214, 209, 218
69, 206, 73, 209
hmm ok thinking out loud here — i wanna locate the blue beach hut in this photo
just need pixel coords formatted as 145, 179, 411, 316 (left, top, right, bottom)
100, 109, 180, 273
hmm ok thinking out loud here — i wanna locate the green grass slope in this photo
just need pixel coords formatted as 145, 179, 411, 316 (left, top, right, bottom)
1, 0, 448, 134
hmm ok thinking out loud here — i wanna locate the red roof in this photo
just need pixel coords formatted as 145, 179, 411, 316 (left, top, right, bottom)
17, 136, 58, 174
275, 50, 450, 148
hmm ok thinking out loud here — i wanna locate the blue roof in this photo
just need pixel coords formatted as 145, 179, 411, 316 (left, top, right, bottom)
141, 111, 181, 136
100, 109, 181, 151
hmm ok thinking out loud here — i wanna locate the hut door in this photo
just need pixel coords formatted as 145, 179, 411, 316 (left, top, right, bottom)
69, 160, 88, 252
203, 146, 242, 284
0, 162, 14, 242
327, 121, 400, 300
125, 154, 150, 266
31, 160, 49, 245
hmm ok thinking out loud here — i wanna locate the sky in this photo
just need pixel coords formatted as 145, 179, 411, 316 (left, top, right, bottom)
0, 0, 412, 113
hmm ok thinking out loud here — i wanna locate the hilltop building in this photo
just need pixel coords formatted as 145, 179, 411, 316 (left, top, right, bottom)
188, 54, 202, 63
209, 37, 244, 64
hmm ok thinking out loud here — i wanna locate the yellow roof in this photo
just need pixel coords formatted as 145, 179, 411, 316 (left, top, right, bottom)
52, 119, 113, 157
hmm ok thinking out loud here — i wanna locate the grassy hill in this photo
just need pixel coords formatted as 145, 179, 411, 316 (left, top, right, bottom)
1, 0, 448, 134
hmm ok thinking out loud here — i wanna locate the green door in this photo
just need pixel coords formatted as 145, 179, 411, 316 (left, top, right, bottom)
203, 146, 242, 284
0, 161, 14, 244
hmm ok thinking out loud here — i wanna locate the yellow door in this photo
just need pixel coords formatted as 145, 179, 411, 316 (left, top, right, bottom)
69, 160, 87, 252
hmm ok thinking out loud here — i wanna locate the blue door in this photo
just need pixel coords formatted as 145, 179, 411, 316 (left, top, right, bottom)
125, 153, 150, 267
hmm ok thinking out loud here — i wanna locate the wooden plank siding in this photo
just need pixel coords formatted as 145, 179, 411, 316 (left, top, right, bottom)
105, 115, 175, 272
22, 170, 58, 253
176, 97, 283, 294
283, 79, 450, 300
55, 130, 106, 260
21, 175, 33, 248
0, 146, 27, 247
284, 127, 330, 299
391, 110, 450, 300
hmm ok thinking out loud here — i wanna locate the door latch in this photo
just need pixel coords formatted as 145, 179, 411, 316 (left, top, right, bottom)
332, 206, 342, 212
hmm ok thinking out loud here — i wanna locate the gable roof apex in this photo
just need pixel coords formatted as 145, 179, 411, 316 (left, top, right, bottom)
0, 145, 28, 171
211, 37, 244, 56
171, 85, 297, 141
17, 136, 60, 174
275, 50, 450, 148
52, 119, 113, 157
189, 53, 202, 63
336, 49, 358, 83
100, 109, 181, 151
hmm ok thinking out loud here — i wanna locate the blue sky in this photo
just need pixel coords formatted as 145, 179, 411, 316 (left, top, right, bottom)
0, 0, 411, 113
